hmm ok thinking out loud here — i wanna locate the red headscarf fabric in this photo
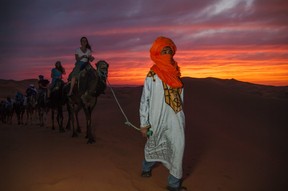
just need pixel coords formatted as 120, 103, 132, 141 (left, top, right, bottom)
150, 36, 183, 88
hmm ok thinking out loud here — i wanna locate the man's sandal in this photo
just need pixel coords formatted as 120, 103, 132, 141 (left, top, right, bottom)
141, 171, 152, 177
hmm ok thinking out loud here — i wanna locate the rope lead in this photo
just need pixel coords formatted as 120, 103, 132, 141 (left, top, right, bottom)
107, 80, 141, 131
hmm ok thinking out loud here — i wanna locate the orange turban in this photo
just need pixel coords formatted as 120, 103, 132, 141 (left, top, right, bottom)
150, 36, 183, 88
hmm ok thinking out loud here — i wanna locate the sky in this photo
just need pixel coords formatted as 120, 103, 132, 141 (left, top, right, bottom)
0, 0, 287, 86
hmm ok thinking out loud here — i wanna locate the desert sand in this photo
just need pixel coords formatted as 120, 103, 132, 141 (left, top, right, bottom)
0, 77, 287, 191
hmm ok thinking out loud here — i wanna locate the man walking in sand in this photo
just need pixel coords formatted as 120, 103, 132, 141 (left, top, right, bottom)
139, 36, 187, 191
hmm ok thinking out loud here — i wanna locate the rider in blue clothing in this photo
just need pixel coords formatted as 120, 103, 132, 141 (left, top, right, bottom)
15, 91, 24, 103
48, 61, 65, 98
51, 61, 66, 86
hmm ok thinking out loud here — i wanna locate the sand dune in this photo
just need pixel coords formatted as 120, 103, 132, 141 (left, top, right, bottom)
0, 77, 287, 191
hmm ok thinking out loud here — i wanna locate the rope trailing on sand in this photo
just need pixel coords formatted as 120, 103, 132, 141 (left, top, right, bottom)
107, 80, 141, 131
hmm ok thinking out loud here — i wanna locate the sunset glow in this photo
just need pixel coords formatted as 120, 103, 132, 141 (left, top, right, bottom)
1, 0, 287, 86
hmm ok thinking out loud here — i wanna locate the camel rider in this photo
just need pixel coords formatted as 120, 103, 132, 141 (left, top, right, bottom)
51, 61, 65, 86
15, 91, 24, 103
5, 96, 13, 108
67, 36, 95, 96
26, 84, 37, 97
38, 75, 50, 99
48, 61, 66, 98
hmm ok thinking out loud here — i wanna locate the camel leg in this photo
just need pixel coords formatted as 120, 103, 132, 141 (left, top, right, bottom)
67, 103, 78, 137
57, 106, 64, 132
38, 109, 42, 126
51, 109, 55, 130
71, 112, 77, 137
65, 104, 71, 130
75, 110, 81, 133
25, 109, 29, 125
21, 111, 24, 125
84, 107, 95, 144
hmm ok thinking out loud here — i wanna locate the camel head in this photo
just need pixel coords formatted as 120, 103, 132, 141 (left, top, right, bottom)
96, 60, 109, 83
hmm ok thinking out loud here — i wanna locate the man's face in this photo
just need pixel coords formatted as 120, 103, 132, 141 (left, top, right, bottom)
161, 46, 173, 55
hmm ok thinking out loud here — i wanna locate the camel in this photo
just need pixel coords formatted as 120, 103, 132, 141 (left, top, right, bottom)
37, 88, 49, 127
25, 93, 37, 125
48, 79, 66, 132
65, 60, 109, 144
14, 93, 25, 125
